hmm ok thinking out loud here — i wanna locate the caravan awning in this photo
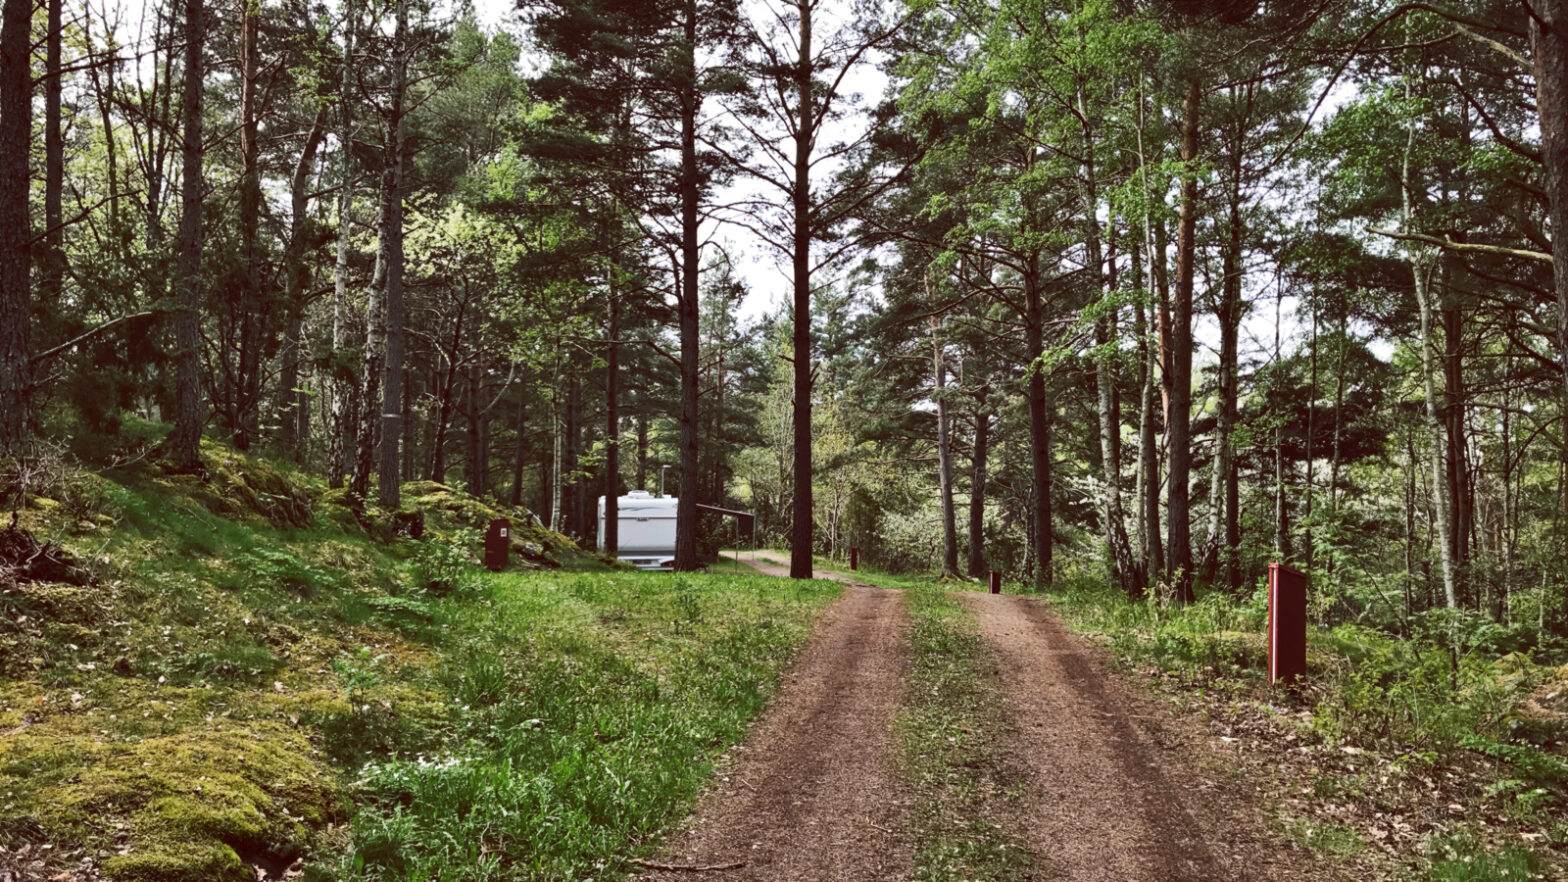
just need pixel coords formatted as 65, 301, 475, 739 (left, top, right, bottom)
695, 504, 755, 539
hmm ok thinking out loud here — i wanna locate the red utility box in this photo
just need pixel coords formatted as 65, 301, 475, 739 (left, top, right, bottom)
484, 518, 510, 572
1267, 563, 1307, 685
989, 571, 1001, 594
850, 547, 859, 571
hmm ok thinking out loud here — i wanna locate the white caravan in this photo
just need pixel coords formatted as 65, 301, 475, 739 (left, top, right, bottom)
598, 490, 678, 570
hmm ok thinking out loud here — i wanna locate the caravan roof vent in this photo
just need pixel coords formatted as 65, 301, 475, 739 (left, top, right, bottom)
626, 490, 652, 498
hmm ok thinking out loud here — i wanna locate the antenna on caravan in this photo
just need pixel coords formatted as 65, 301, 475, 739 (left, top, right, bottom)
659, 464, 670, 498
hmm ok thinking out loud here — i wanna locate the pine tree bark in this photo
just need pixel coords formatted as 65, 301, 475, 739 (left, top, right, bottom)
328, 3, 358, 489
933, 320, 958, 577
169, 0, 206, 472
1166, 76, 1201, 603
1217, 169, 1243, 591
41, 0, 63, 328
509, 388, 526, 508
636, 408, 648, 490
0, 0, 31, 454
563, 370, 581, 537
605, 272, 621, 555
278, 110, 328, 461
1402, 81, 1458, 607
1024, 260, 1053, 590
788, 0, 814, 579
1530, 3, 1568, 615
968, 410, 989, 578
1136, 245, 1164, 581
232, 1, 264, 450
1089, 217, 1137, 594
350, 195, 388, 501
673, 0, 702, 571
376, 0, 408, 509
466, 363, 486, 497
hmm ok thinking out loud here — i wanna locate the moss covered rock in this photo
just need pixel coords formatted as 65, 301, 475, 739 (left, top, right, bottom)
36, 721, 342, 882
402, 481, 575, 566
151, 443, 315, 530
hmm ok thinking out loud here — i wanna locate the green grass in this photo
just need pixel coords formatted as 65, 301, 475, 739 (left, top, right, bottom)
1283, 818, 1365, 857
1427, 832, 1541, 881
324, 569, 839, 882
895, 583, 1043, 882
2, 448, 839, 882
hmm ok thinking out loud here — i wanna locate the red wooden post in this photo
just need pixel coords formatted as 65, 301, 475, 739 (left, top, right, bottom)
1268, 562, 1307, 684
989, 571, 1001, 594
484, 518, 510, 572
850, 547, 858, 571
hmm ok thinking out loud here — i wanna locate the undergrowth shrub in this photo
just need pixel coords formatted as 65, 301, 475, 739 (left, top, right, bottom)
409, 529, 481, 596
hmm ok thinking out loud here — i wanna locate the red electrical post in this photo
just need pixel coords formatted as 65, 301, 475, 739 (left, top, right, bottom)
989, 571, 1001, 594
1267, 562, 1307, 684
850, 547, 858, 571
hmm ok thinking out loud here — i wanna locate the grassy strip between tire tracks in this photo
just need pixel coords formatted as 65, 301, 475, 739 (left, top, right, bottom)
832, 569, 1044, 882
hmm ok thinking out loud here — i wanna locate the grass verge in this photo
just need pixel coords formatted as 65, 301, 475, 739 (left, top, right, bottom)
326, 569, 839, 882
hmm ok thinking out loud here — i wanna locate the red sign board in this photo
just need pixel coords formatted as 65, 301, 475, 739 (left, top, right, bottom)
484, 518, 510, 572
1267, 563, 1307, 684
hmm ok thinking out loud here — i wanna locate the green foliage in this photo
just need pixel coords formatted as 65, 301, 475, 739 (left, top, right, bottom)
408, 528, 482, 596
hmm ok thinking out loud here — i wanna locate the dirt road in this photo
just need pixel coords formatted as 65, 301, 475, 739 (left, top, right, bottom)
964, 592, 1331, 882
634, 561, 911, 882
638, 562, 1336, 882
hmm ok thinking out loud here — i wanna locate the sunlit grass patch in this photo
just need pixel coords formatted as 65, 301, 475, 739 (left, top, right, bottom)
325, 569, 839, 882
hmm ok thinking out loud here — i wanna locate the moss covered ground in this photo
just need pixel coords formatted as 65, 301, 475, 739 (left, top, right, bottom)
1, 446, 838, 881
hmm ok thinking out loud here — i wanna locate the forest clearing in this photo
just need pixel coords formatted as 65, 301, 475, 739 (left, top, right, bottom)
4, 0, 1568, 878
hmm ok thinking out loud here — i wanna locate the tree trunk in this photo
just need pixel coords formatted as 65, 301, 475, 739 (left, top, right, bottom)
789, 0, 814, 579
563, 370, 581, 538
328, 2, 358, 489
509, 388, 526, 508
377, 0, 408, 509
1166, 76, 1200, 603
1441, 282, 1469, 598
466, 364, 485, 497
1136, 247, 1164, 580
968, 410, 989, 578
1025, 262, 1052, 590
674, 0, 702, 571
1530, 1, 1568, 615
636, 408, 648, 490
232, 1, 265, 450
427, 290, 467, 483
0, 0, 31, 454
1091, 215, 1137, 594
41, 0, 63, 339
934, 320, 958, 577
279, 110, 328, 461
605, 274, 621, 555
1218, 173, 1243, 591
168, 0, 205, 471
350, 195, 388, 501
